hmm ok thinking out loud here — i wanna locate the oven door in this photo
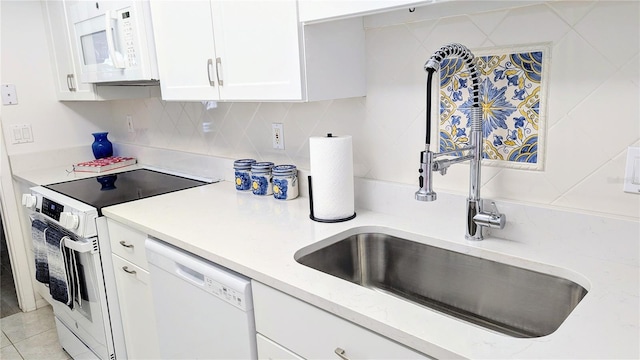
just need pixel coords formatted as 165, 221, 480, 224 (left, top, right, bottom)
68, 1, 154, 83
44, 223, 116, 360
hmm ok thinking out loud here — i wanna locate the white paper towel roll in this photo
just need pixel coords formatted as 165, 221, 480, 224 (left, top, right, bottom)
309, 134, 355, 220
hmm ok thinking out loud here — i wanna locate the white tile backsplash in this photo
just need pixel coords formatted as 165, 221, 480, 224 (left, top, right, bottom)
490, 4, 570, 45
547, 1, 596, 26
547, 30, 615, 127
545, 115, 610, 194
574, 1, 640, 69
418, 15, 488, 53
107, 1, 640, 219
554, 145, 640, 217
570, 68, 640, 159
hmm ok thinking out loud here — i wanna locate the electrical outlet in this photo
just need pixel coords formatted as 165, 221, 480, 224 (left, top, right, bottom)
272, 123, 285, 150
126, 115, 135, 133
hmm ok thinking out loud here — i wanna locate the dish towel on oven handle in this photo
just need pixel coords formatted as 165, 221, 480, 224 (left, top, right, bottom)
45, 226, 73, 308
31, 219, 49, 284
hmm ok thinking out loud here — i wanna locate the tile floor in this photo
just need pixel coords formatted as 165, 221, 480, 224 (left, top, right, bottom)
1, 305, 70, 360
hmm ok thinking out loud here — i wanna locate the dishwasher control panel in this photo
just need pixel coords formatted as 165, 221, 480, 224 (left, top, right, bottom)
204, 276, 247, 311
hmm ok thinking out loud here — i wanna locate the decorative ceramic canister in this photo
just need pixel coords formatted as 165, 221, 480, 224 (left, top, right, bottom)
251, 162, 274, 196
234, 159, 256, 191
272, 165, 298, 200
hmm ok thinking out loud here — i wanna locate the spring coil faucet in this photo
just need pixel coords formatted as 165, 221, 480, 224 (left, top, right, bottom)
415, 43, 506, 240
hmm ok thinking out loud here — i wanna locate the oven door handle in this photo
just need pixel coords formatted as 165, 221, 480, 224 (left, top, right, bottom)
64, 237, 97, 254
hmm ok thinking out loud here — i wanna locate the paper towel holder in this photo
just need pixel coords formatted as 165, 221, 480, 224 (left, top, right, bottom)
308, 175, 356, 223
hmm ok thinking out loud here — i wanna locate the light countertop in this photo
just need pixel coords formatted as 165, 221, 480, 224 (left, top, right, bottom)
100, 180, 639, 359
13, 163, 143, 186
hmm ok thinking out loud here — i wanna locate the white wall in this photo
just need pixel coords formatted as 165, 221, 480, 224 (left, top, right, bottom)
107, 1, 639, 219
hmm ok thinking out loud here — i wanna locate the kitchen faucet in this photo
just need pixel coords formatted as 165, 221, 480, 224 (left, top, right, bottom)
415, 43, 506, 241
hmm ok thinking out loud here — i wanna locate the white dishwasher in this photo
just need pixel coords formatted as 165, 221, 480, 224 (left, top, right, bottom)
145, 238, 257, 359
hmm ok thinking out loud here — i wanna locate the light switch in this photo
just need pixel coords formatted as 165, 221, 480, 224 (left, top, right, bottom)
21, 125, 33, 142
1, 84, 18, 105
11, 126, 22, 143
623, 147, 640, 194
633, 158, 640, 185
9, 124, 33, 144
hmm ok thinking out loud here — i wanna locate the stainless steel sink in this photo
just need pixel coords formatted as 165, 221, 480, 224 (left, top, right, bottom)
295, 231, 587, 338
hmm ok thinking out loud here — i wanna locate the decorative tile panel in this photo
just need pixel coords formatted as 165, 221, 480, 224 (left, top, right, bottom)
439, 44, 549, 170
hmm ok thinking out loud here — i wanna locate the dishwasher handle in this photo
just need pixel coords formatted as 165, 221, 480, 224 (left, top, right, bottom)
175, 263, 205, 287
145, 237, 253, 311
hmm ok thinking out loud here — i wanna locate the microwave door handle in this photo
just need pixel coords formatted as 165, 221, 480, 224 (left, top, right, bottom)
104, 11, 126, 69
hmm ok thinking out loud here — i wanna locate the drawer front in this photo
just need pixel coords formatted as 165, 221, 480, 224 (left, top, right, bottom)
257, 333, 303, 360
107, 219, 149, 269
252, 281, 429, 359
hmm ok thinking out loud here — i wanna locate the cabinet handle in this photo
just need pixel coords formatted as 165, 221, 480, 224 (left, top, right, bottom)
334, 348, 349, 360
67, 74, 76, 92
216, 57, 223, 86
122, 266, 137, 275
119, 240, 134, 248
207, 58, 215, 87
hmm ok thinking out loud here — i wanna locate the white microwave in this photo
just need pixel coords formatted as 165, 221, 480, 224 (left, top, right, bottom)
68, 0, 159, 84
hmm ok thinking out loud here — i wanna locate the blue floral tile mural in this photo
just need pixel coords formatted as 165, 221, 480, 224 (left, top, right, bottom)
439, 45, 548, 170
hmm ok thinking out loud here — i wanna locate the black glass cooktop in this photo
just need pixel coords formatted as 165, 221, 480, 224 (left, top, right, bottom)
45, 169, 209, 214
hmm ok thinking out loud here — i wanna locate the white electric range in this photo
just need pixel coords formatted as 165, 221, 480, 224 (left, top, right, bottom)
22, 168, 213, 359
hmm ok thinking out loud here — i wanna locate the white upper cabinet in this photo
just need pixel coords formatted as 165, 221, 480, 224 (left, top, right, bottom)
150, 0, 365, 102
299, 0, 546, 28
209, 0, 303, 101
42, 0, 98, 100
148, 1, 219, 101
298, 0, 429, 23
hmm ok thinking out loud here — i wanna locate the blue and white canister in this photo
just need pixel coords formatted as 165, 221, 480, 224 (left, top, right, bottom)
272, 165, 298, 200
234, 159, 256, 191
251, 162, 274, 196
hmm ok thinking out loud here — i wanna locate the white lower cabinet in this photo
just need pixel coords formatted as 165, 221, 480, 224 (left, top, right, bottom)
252, 281, 429, 359
257, 333, 304, 360
107, 219, 160, 359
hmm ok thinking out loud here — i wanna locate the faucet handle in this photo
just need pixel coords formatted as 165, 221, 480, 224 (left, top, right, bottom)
473, 201, 506, 229
489, 201, 500, 216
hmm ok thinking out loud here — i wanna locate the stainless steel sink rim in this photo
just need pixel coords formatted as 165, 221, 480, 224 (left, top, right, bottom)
295, 231, 588, 338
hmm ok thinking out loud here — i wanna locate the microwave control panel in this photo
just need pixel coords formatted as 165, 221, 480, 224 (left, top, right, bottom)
120, 10, 137, 67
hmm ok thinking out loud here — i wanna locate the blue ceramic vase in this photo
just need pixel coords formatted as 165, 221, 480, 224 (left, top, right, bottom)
91, 132, 113, 159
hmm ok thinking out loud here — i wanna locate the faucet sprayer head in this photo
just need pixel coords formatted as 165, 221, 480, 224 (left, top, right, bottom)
424, 58, 440, 72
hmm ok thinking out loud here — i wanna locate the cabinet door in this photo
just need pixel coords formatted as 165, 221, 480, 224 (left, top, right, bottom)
150, 0, 220, 101
42, 0, 97, 101
210, 0, 303, 101
253, 281, 430, 359
111, 255, 161, 359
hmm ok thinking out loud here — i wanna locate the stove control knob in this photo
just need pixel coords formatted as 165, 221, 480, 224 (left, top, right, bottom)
60, 212, 80, 230
22, 194, 37, 209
